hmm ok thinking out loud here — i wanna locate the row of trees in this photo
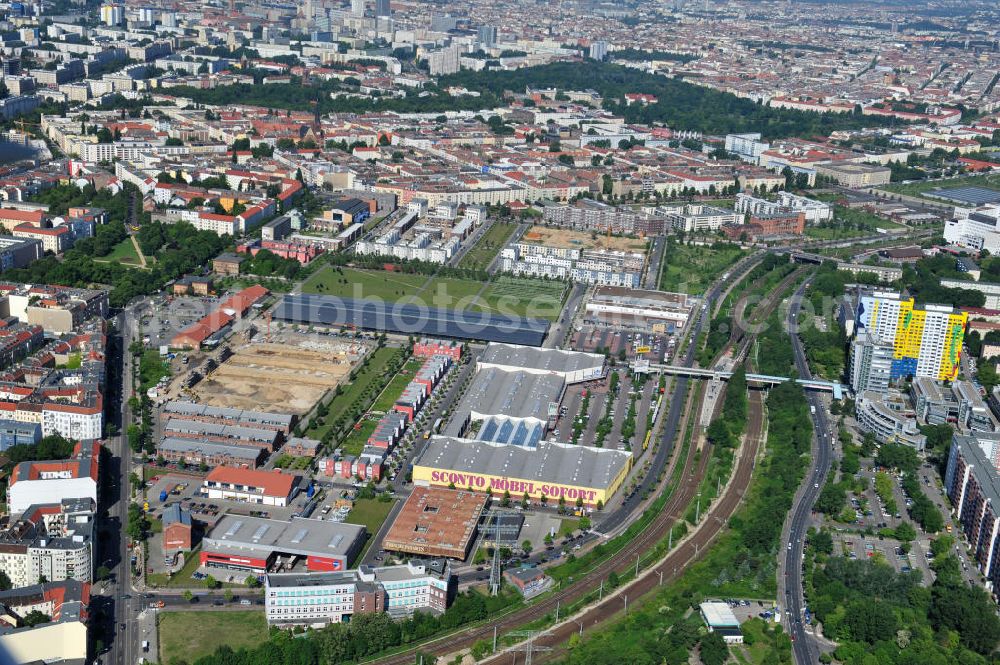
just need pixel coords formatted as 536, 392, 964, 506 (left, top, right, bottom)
706, 366, 748, 449
4, 434, 76, 465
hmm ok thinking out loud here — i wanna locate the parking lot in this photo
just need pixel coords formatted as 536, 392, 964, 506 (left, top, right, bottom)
550, 369, 651, 453
144, 473, 312, 529
139, 295, 221, 349
829, 531, 934, 583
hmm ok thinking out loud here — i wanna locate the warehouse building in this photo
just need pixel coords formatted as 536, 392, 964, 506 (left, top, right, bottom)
201, 514, 366, 575
272, 294, 550, 346
445, 343, 605, 445
162, 401, 294, 434
163, 418, 280, 451
413, 436, 632, 507
477, 343, 605, 384
583, 286, 694, 333
700, 601, 744, 644
382, 487, 487, 560
480, 511, 525, 549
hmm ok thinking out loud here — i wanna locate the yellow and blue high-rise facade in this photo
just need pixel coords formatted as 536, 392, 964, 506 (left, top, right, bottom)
855, 290, 967, 382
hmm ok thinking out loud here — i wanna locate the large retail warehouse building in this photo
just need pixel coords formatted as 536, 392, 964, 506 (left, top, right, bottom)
412, 436, 631, 507
414, 342, 628, 507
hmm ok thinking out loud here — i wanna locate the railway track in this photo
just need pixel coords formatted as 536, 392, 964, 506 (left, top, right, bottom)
372, 260, 801, 665
508, 388, 766, 665
375, 371, 707, 665
727, 266, 809, 356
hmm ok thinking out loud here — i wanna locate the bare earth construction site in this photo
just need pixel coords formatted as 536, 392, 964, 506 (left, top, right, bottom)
190, 340, 362, 415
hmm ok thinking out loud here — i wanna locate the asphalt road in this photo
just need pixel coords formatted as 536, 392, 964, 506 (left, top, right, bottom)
781, 278, 834, 665
543, 282, 586, 349
98, 302, 142, 665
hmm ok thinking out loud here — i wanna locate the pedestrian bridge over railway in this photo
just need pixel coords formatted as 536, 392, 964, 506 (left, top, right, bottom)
634, 363, 847, 399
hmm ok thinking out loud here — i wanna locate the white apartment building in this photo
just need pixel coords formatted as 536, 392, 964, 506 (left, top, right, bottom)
848, 332, 894, 394
354, 233, 460, 264
7, 442, 100, 516
734, 192, 832, 224
855, 390, 926, 450
424, 45, 461, 75
724, 133, 771, 163
42, 403, 103, 440
0, 499, 94, 588
660, 204, 741, 233
943, 204, 1000, 254
265, 559, 451, 627
500, 245, 643, 287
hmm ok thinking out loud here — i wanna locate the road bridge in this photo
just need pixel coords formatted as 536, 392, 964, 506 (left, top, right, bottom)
634, 362, 846, 399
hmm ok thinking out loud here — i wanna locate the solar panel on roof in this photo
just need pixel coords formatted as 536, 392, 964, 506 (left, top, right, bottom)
290, 528, 308, 544
511, 422, 528, 446
480, 419, 498, 441
272, 295, 549, 346
224, 520, 243, 538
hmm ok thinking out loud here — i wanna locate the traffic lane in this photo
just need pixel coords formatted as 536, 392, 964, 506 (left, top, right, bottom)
785, 282, 830, 664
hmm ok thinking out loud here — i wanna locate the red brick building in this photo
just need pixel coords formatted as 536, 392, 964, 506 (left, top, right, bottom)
162, 504, 193, 552
722, 211, 805, 241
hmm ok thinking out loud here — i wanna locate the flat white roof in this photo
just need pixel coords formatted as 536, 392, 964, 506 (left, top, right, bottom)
700, 601, 740, 628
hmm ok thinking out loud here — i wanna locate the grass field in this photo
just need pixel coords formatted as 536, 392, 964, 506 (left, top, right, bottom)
158, 611, 268, 663
300, 265, 565, 320
558, 518, 580, 537
800, 205, 909, 241
302, 267, 428, 301
99, 237, 143, 265
147, 546, 212, 588
421, 276, 485, 308
303, 347, 404, 441
458, 222, 518, 270
340, 418, 378, 456
347, 498, 398, 562
372, 358, 424, 412
480, 276, 565, 320
138, 349, 170, 392
347, 498, 396, 536
660, 242, 748, 294
879, 172, 1000, 199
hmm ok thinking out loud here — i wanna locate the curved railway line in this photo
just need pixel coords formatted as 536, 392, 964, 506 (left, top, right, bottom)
372, 256, 808, 665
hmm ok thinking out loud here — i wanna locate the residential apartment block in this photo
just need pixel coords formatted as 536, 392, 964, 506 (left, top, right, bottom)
0, 498, 94, 588
7, 441, 100, 515
851, 289, 967, 382
734, 192, 833, 224
944, 433, 1000, 591
944, 204, 1000, 255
